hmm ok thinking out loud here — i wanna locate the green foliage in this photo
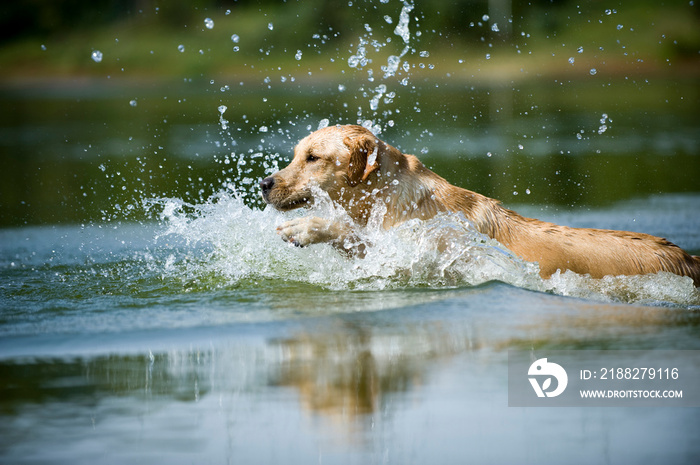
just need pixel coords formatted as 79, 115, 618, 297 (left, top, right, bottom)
0, 0, 697, 79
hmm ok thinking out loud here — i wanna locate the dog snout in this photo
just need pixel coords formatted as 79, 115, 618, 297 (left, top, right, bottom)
260, 176, 275, 201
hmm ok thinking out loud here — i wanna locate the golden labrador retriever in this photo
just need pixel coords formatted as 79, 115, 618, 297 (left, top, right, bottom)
260, 124, 700, 285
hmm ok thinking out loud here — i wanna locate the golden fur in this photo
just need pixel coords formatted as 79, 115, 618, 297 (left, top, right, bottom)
260, 124, 700, 285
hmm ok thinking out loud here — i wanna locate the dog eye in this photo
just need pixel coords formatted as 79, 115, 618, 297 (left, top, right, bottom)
306, 154, 319, 162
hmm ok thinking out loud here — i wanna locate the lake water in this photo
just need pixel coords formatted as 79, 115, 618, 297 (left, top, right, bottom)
1, 168, 699, 463
1, 217, 700, 465
2, 2, 700, 461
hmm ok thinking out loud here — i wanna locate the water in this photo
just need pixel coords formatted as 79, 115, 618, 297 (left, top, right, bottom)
2, 0, 700, 463
1, 192, 699, 463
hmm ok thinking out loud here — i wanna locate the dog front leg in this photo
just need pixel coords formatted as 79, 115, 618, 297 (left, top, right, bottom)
277, 216, 366, 256
277, 216, 349, 247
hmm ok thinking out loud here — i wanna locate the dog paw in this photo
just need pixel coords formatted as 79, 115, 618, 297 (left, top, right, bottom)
277, 216, 337, 247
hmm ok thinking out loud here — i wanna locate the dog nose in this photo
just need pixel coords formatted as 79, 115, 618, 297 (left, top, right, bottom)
260, 177, 275, 196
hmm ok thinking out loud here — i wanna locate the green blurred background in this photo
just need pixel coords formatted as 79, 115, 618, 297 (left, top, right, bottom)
1, 0, 699, 226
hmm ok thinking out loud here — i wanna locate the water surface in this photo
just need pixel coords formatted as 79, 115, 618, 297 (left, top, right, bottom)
1, 190, 699, 463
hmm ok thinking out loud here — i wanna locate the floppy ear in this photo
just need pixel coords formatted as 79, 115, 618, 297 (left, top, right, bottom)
345, 134, 380, 186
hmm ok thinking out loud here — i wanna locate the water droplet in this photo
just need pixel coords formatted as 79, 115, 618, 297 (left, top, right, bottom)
295, 50, 302, 60
617, 24, 623, 30
268, 22, 274, 31
41, 44, 47, 51
394, 2, 414, 44
485, 53, 491, 60
231, 34, 240, 43
491, 23, 500, 32
178, 44, 185, 52
129, 99, 137, 107
384, 15, 393, 24
91, 50, 103, 62
568, 57, 575, 64
419, 50, 429, 57
577, 46, 584, 53
259, 126, 269, 133
482, 14, 490, 21
605, 9, 612, 15
318, 119, 329, 129
590, 68, 597, 75
218, 105, 227, 114
204, 18, 214, 29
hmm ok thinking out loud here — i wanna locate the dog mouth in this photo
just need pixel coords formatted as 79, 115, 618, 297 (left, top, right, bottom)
262, 190, 313, 211
260, 176, 316, 211
273, 196, 312, 211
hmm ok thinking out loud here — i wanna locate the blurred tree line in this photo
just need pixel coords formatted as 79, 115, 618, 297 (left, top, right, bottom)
0, 0, 697, 78
4, 0, 696, 44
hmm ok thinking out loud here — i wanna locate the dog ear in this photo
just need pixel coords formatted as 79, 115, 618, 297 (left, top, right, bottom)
345, 134, 380, 186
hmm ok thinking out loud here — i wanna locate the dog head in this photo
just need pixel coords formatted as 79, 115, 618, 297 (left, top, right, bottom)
260, 125, 385, 213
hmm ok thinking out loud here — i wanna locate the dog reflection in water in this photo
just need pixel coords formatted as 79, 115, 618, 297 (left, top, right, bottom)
271, 326, 461, 422
261, 124, 700, 285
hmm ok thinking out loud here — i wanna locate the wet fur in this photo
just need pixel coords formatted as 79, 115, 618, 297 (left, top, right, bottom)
261, 124, 700, 285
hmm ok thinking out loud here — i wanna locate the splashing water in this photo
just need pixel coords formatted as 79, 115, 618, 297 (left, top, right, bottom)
345, 0, 420, 132
347, 37, 369, 69
370, 84, 387, 111
394, 1, 414, 44
598, 113, 611, 134
218, 105, 228, 131
143, 188, 700, 307
147, 189, 536, 291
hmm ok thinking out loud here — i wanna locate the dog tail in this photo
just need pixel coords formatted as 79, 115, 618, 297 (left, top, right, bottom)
660, 248, 700, 288
689, 255, 700, 287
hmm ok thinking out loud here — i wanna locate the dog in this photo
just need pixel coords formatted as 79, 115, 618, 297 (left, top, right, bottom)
260, 124, 700, 286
